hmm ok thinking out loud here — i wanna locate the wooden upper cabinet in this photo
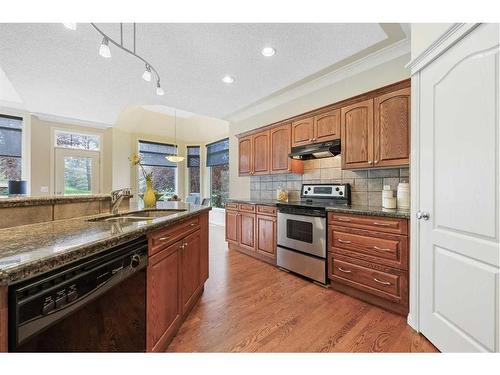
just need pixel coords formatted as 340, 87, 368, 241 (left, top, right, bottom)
373, 87, 410, 167
252, 130, 270, 175
270, 123, 291, 174
291, 117, 314, 147
314, 109, 340, 142
341, 99, 374, 170
238, 136, 253, 176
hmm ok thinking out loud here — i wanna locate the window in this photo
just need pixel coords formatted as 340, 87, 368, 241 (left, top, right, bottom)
206, 138, 229, 208
55, 130, 100, 150
138, 140, 177, 196
0, 115, 23, 195
187, 146, 200, 194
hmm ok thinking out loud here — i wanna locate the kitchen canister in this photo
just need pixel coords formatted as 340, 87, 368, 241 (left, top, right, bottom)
397, 182, 410, 209
382, 185, 397, 209
276, 184, 289, 202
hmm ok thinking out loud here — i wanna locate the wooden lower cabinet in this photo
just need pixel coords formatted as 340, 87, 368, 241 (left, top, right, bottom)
180, 231, 201, 315
147, 242, 181, 352
256, 214, 277, 260
0, 286, 7, 352
146, 211, 209, 352
226, 204, 277, 265
328, 212, 409, 315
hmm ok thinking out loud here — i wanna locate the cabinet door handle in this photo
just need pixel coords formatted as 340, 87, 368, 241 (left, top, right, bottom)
337, 218, 351, 222
372, 222, 391, 227
373, 277, 391, 286
337, 239, 351, 244
368, 160, 373, 164
190, 223, 197, 227
337, 267, 352, 273
373, 245, 392, 252
374, 160, 379, 164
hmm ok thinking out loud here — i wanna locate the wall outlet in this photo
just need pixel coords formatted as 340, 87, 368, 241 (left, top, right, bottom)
40, 186, 49, 193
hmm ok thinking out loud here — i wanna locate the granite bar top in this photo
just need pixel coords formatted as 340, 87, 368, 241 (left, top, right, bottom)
226, 198, 410, 219
0, 201, 211, 285
0, 194, 129, 208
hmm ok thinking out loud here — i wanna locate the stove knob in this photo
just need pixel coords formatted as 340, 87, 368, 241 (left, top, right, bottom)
335, 187, 340, 191
339, 191, 343, 196
130, 254, 141, 268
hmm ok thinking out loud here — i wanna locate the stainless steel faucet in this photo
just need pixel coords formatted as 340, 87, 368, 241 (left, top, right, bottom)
111, 188, 131, 214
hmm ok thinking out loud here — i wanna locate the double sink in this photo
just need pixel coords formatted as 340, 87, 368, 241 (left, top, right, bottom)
89, 209, 187, 223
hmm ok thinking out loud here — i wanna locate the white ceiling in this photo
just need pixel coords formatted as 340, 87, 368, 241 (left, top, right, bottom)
0, 23, 389, 125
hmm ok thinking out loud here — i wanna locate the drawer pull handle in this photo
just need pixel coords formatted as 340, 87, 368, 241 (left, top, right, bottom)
159, 236, 170, 241
337, 218, 351, 222
373, 277, 391, 286
337, 239, 352, 244
373, 246, 392, 252
337, 267, 352, 273
190, 223, 197, 227
372, 222, 391, 227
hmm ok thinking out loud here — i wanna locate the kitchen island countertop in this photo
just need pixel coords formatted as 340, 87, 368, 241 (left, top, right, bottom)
0, 201, 210, 285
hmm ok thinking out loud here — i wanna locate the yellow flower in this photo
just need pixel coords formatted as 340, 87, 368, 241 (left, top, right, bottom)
129, 153, 142, 166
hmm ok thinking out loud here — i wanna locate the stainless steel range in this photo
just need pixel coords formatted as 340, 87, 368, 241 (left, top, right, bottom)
277, 183, 350, 285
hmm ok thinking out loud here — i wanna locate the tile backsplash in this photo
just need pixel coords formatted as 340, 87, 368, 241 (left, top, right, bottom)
250, 155, 409, 206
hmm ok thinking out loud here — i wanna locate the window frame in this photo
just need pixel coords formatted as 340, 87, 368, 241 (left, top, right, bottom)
187, 145, 201, 195
54, 129, 102, 151
136, 139, 179, 197
206, 138, 229, 208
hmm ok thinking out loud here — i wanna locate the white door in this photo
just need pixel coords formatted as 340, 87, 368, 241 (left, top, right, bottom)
55, 148, 100, 195
419, 24, 499, 352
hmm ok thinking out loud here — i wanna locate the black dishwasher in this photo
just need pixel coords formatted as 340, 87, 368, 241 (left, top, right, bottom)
9, 236, 148, 352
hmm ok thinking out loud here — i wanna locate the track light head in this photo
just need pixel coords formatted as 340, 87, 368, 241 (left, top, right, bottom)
156, 81, 164, 96
142, 64, 152, 82
99, 37, 111, 58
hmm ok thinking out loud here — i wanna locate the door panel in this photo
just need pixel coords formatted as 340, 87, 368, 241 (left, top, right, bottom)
239, 212, 255, 252
314, 109, 340, 142
256, 214, 276, 259
238, 136, 252, 176
341, 99, 374, 169
225, 209, 239, 244
419, 24, 499, 352
252, 131, 270, 175
270, 124, 291, 174
291, 117, 314, 147
180, 231, 201, 314
374, 87, 410, 167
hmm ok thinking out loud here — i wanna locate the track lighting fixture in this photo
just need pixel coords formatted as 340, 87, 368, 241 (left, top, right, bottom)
99, 37, 111, 58
142, 64, 152, 82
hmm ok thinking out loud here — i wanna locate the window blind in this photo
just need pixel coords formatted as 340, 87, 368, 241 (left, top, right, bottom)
139, 140, 178, 168
206, 138, 229, 167
187, 146, 200, 168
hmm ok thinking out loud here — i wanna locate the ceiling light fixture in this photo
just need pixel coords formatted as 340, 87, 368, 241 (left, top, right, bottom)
66, 23, 163, 96
222, 75, 235, 84
261, 46, 276, 57
63, 23, 77, 30
99, 37, 111, 58
156, 81, 164, 96
166, 110, 185, 163
142, 64, 152, 82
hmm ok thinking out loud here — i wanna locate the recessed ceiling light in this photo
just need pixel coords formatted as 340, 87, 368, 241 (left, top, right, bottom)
63, 23, 77, 30
261, 46, 276, 57
222, 75, 235, 84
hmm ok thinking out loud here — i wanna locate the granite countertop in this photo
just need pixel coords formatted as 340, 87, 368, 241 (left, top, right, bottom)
226, 198, 410, 219
0, 194, 131, 208
0, 201, 211, 285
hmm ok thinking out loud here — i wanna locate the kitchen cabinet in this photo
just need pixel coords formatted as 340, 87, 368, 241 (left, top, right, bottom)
256, 214, 277, 260
252, 130, 270, 175
147, 242, 181, 352
180, 230, 201, 314
291, 117, 314, 147
373, 87, 411, 167
146, 211, 209, 352
0, 286, 6, 352
341, 99, 374, 169
270, 123, 292, 174
313, 109, 341, 143
238, 136, 253, 176
225, 204, 276, 264
327, 212, 409, 315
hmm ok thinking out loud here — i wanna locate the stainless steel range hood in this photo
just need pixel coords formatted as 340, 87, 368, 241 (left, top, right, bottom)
289, 140, 341, 160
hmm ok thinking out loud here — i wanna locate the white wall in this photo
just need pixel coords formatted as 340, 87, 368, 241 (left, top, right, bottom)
411, 23, 453, 59
228, 53, 411, 199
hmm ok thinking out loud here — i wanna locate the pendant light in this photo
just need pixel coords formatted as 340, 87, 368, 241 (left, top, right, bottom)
166, 110, 184, 163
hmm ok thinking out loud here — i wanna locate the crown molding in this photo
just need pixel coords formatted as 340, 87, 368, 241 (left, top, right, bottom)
406, 23, 480, 74
226, 38, 410, 123
33, 112, 112, 129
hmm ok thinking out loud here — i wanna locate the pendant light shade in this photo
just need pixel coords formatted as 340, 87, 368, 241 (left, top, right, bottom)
166, 110, 184, 163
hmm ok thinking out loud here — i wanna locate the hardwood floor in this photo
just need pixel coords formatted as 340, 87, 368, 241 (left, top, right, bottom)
167, 224, 438, 353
